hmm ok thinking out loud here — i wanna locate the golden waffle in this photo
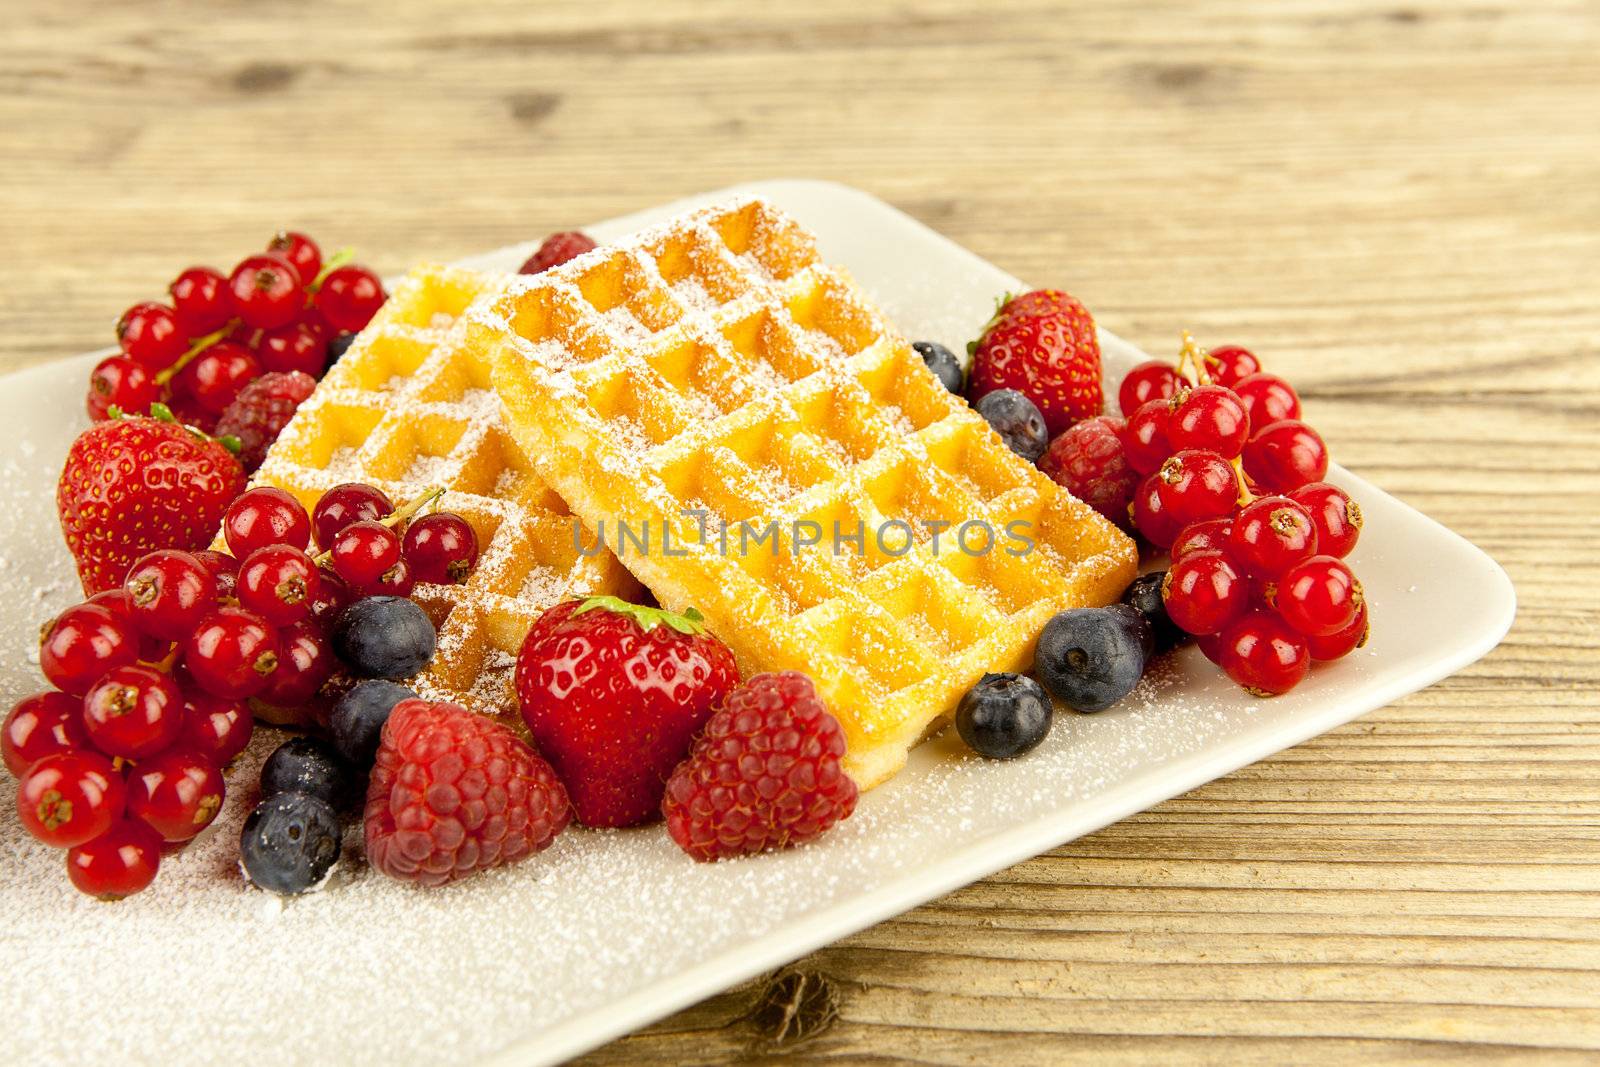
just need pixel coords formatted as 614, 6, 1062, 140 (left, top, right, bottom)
249, 264, 640, 718
477, 200, 1139, 788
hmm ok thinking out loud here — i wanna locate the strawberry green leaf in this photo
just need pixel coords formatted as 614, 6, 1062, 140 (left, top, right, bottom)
573, 595, 708, 636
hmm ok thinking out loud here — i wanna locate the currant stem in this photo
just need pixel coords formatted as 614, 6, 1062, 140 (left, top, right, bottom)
1175, 330, 1213, 388
309, 486, 444, 569
311, 248, 355, 290
153, 324, 233, 387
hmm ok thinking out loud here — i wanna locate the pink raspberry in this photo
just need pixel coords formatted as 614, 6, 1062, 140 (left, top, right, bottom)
518, 231, 597, 275
1038, 414, 1139, 528
364, 700, 571, 886
215, 371, 317, 471
662, 672, 857, 862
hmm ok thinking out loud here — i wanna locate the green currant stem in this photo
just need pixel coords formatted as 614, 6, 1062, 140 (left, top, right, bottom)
153, 324, 232, 387
310, 248, 355, 290
309, 486, 444, 569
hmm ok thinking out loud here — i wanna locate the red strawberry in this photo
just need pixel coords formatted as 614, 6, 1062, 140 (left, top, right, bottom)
518, 231, 597, 275
968, 289, 1103, 437
57, 405, 246, 595
514, 596, 740, 828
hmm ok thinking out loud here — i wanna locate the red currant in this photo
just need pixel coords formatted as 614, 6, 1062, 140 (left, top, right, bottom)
1276, 555, 1361, 637
116, 302, 187, 370
312, 482, 394, 549
1130, 473, 1180, 548
1117, 360, 1179, 416
193, 549, 241, 601
1171, 516, 1234, 560
169, 267, 232, 335
1306, 602, 1370, 661
1217, 610, 1310, 696
316, 265, 386, 333
403, 512, 480, 584
1232, 372, 1301, 426
85, 590, 172, 662
16, 750, 125, 848
257, 322, 328, 377
40, 603, 140, 696
82, 664, 184, 760
124, 550, 218, 641
1155, 449, 1238, 527
229, 253, 305, 329
66, 819, 162, 899
362, 556, 416, 598
267, 231, 322, 284
1167, 385, 1251, 459
183, 607, 281, 700
306, 569, 354, 632
260, 620, 335, 706
1205, 345, 1261, 386
1123, 399, 1172, 476
238, 545, 321, 625
87, 356, 159, 421
1195, 630, 1225, 665
174, 341, 261, 415
223, 486, 312, 557
179, 689, 253, 766
330, 520, 401, 586
1242, 419, 1328, 493
126, 748, 225, 842
1227, 496, 1318, 579
3, 691, 89, 777
1287, 481, 1361, 559
1161, 550, 1249, 636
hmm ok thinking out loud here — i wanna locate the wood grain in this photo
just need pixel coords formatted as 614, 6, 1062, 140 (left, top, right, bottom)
4, 0, 1597, 1062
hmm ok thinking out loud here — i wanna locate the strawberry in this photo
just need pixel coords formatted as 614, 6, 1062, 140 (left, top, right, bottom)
968, 289, 1103, 437
57, 405, 246, 595
514, 596, 740, 828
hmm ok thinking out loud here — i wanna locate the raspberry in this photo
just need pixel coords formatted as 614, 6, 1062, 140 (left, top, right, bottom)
364, 700, 570, 886
1037, 415, 1138, 528
662, 671, 858, 862
215, 371, 318, 472
518, 231, 597, 274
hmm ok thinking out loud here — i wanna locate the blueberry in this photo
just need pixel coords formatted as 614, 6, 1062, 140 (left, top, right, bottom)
326, 332, 356, 363
239, 791, 342, 896
261, 736, 356, 808
955, 672, 1052, 759
913, 340, 963, 394
1036, 604, 1152, 712
1120, 571, 1187, 653
975, 389, 1048, 462
332, 596, 436, 680
331, 680, 417, 767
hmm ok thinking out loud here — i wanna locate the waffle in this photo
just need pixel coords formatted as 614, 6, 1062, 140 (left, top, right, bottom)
248, 263, 640, 719
476, 199, 1139, 788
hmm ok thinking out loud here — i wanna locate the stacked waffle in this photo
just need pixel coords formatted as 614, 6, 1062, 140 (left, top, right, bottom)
474, 199, 1138, 786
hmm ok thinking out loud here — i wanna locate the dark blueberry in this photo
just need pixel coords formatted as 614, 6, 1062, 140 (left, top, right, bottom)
331, 679, 417, 767
326, 332, 356, 364
332, 596, 436, 680
239, 791, 342, 896
975, 388, 1048, 462
1035, 604, 1151, 713
260, 735, 356, 807
913, 340, 964, 394
1120, 571, 1187, 653
955, 672, 1052, 759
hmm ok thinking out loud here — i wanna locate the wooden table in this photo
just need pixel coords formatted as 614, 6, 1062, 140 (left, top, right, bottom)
6, 1, 1597, 1061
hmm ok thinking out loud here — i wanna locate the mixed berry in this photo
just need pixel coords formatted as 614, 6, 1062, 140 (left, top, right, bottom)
14, 471, 481, 898
90, 232, 386, 452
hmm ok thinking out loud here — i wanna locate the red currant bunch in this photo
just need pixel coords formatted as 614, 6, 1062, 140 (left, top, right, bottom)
88, 232, 386, 453
1110, 335, 1372, 698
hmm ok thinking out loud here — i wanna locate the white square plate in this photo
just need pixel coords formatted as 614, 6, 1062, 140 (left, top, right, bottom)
0, 180, 1514, 1065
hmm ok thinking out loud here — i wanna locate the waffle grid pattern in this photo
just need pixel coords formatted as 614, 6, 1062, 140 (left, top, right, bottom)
481, 200, 1138, 786
249, 264, 639, 718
